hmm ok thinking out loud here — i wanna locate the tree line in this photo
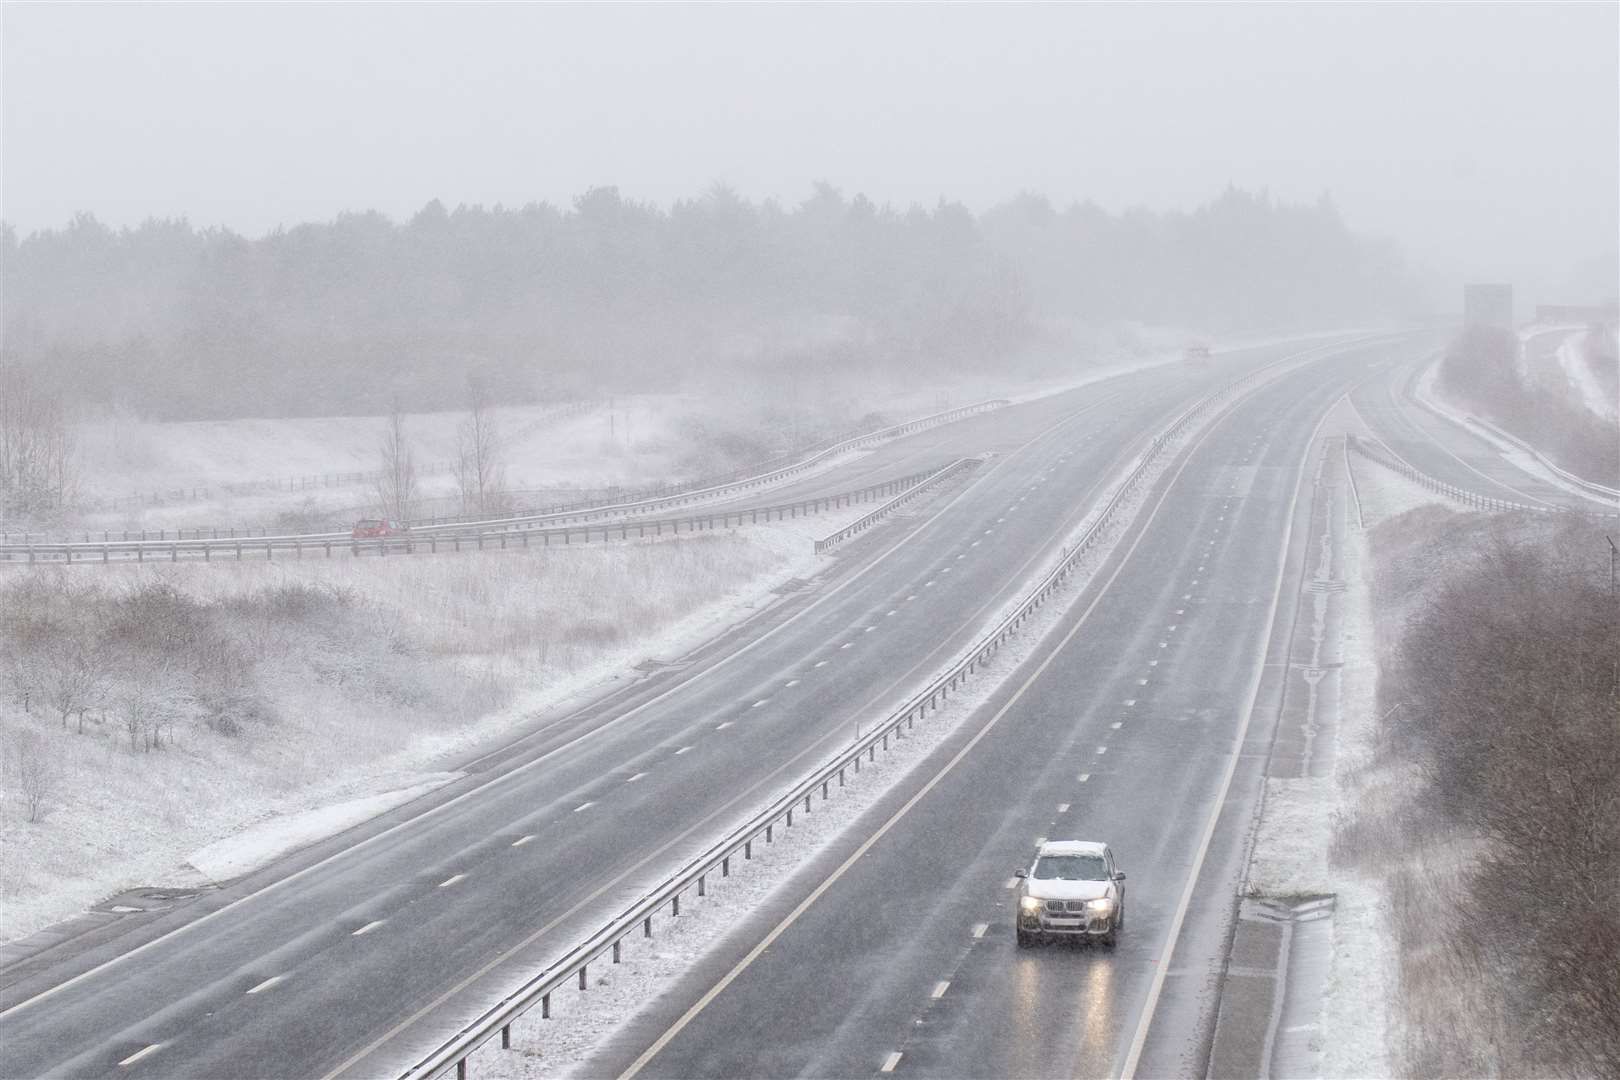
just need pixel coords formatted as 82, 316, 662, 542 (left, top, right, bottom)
2, 185, 1415, 423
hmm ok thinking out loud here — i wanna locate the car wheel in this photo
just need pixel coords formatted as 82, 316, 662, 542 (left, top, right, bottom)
1100, 929, 1117, 949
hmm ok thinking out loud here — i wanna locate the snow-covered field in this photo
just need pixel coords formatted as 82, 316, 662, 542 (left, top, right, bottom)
0, 513, 865, 943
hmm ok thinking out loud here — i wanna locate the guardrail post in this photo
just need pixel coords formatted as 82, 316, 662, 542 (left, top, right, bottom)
786, 809, 793, 827
722, 856, 730, 877
698, 874, 706, 897
839, 768, 846, 786
821, 780, 829, 800
644, 916, 653, 937
579, 966, 587, 990
613, 940, 621, 963
502, 1025, 511, 1049
766, 824, 773, 843
542, 993, 551, 1018
745, 840, 752, 860
457, 1059, 466, 1079
672, 894, 680, 916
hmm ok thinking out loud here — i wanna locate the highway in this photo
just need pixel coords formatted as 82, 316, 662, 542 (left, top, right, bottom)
578, 338, 1417, 1080
0, 340, 1344, 1079
1346, 349, 1613, 512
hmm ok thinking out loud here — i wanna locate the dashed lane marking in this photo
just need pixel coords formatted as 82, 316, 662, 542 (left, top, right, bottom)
674, 746, 693, 755
625, 773, 647, 784
815, 660, 829, 668
1096, 746, 1108, 755
438, 873, 466, 887
785, 680, 800, 688
1057, 802, 1070, 813
931, 981, 950, 999
971, 922, 989, 939
716, 722, 733, 730
881, 1052, 903, 1073
573, 802, 595, 813
118, 1045, 162, 1067
1003, 877, 1019, 889
246, 975, 284, 995
352, 920, 385, 936
1078, 773, 1091, 782
511, 834, 537, 846
1111, 722, 1122, 729
752, 699, 769, 707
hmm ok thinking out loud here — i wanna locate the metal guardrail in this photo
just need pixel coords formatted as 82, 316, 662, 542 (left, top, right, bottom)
401, 357, 1289, 1080
813, 457, 982, 553
2, 401, 1009, 548
1346, 433, 1580, 515
1, 468, 953, 564
1462, 414, 1620, 503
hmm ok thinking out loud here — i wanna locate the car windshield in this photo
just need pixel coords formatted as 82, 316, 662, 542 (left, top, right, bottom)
1031, 854, 1109, 881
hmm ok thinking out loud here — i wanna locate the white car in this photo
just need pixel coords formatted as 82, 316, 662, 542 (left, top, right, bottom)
1014, 840, 1126, 948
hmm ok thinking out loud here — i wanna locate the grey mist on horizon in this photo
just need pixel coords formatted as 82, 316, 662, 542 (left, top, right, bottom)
3, 2, 1616, 310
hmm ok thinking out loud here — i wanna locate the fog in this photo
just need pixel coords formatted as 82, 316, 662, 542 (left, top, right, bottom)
4, 3, 1615, 309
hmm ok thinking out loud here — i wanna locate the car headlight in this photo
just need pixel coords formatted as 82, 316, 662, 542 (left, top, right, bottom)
1019, 896, 1043, 912
1086, 897, 1116, 913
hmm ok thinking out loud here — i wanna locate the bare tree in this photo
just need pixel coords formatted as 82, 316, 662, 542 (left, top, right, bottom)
0, 362, 76, 517
9, 730, 59, 823
374, 400, 417, 522
455, 378, 506, 517
43, 636, 106, 732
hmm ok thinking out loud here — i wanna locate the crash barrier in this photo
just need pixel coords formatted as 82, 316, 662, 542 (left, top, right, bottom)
1345, 433, 1563, 514
1, 401, 1008, 547
401, 344, 1331, 1080
0, 468, 954, 565
1462, 415, 1620, 503
813, 457, 982, 554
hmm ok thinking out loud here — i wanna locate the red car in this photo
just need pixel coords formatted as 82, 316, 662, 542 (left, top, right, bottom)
352, 519, 408, 539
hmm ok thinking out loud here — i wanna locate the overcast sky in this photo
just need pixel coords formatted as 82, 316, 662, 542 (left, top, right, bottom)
3, 2, 1616, 303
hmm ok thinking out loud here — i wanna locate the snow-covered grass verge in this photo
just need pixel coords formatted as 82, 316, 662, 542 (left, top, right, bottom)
0, 512, 864, 944
434, 361, 1259, 1080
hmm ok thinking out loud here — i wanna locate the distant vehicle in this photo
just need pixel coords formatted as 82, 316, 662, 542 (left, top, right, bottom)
1183, 344, 1212, 363
1014, 840, 1126, 948
352, 519, 408, 539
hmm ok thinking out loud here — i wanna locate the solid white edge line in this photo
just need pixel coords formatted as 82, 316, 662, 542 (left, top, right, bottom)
1116, 391, 1340, 1080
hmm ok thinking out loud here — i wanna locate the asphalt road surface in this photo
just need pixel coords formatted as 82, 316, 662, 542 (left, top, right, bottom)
2, 339, 1355, 1079
582, 339, 1423, 1080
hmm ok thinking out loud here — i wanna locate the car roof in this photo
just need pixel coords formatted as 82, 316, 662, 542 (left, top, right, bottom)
1035, 840, 1108, 857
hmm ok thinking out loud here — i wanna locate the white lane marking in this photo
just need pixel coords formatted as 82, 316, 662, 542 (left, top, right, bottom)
1169, 624, 1178, 631
118, 1044, 162, 1067
971, 540, 980, 547
246, 975, 283, 995
956, 554, 966, 560
438, 873, 466, 887
1121, 378, 1342, 1080
785, 679, 800, 688
1124, 699, 1136, 706
752, 699, 769, 707
815, 660, 829, 668
887, 610, 897, 616
674, 746, 692, 755
1149, 660, 1159, 667
865, 625, 876, 632
626, 772, 647, 783
971, 922, 989, 939
1176, 609, 1185, 615
1078, 773, 1091, 783
881, 1052, 903, 1073
1159, 642, 1168, 648
1191, 578, 1199, 585
716, 722, 733, 730
1057, 803, 1070, 813
1035, 836, 1047, 846
1182, 593, 1192, 599
1111, 722, 1122, 730
1137, 678, 1148, 685
996, 517, 1005, 523
840, 642, 853, 649
924, 580, 935, 587
511, 834, 537, 846
573, 802, 595, 813
352, 920, 385, 936
931, 981, 950, 999
1096, 746, 1108, 755
940, 567, 952, 575
1003, 877, 1019, 889
906, 594, 917, 601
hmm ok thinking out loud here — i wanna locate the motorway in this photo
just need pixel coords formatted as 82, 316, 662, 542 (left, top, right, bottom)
580, 338, 1419, 1080
0, 339, 1351, 1079
1346, 349, 1614, 512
